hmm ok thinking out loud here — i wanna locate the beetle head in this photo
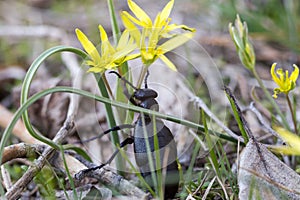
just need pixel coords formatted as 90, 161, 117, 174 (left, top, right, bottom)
133, 89, 159, 111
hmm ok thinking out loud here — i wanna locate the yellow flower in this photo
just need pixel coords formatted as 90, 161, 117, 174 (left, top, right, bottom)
75, 25, 138, 73
271, 63, 299, 98
269, 126, 300, 155
121, 0, 195, 71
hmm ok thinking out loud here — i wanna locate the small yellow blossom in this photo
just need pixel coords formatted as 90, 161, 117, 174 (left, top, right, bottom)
271, 63, 299, 98
269, 127, 300, 155
121, 0, 195, 71
75, 25, 138, 73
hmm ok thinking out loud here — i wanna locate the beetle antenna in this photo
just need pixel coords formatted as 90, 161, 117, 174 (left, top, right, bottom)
109, 71, 137, 90
144, 70, 150, 89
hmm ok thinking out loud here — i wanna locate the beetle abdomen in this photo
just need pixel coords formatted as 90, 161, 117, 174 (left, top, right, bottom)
134, 119, 179, 199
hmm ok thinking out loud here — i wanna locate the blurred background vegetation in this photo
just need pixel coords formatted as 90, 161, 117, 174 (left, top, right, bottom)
1, 0, 299, 71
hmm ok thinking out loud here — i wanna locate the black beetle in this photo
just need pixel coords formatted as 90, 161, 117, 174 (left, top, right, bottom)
76, 71, 179, 199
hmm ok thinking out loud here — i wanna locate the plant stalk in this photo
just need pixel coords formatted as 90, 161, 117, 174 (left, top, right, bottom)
137, 65, 149, 88
252, 68, 290, 129
286, 94, 298, 135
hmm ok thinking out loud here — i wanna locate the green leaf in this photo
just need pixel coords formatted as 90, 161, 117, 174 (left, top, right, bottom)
20, 46, 88, 149
224, 87, 249, 143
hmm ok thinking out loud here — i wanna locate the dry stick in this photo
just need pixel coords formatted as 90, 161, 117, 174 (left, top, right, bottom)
73, 154, 149, 199
247, 96, 294, 165
176, 79, 243, 142
201, 176, 216, 200
246, 102, 281, 139
1, 166, 12, 190
91, 170, 149, 198
1, 143, 45, 165
5, 116, 75, 199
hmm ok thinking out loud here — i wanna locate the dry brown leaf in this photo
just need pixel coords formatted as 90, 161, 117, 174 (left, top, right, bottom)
239, 140, 300, 199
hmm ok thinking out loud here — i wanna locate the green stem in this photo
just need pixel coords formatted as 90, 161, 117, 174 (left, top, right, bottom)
136, 65, 149, 88
94, 73, 123, 174
59, 145, 78, 200
141, 114, 158, 196
20, 46, 87, 150
252, 68, 290, 129
107, 0, 120, 43
102, 73, 114, 100
286, 94, 298, 135
202, 110, 220, 177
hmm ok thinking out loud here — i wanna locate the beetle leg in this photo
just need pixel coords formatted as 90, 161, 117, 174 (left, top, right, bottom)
74, 124, 135, 144
144, 70, 150, 89
109, 71, 139, 106
75, 137, 134, 179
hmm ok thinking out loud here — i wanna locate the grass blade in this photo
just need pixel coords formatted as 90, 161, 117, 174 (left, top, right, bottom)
224, 87, 249, 143
20, 46, 87, 149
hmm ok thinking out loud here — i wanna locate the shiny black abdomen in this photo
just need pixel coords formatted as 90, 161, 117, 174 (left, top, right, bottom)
133, 118, 179, 199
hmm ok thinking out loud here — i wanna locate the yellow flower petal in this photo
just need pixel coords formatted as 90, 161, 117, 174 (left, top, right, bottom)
271, 63, 281, 86
162, 24, 195, 37
87, 66, 105, 73
148, 26, 160, 50
271, 63, 299, 97
104, 62, 118, 70
159, 54, 177, 71
290, 64, 299, 82
121, 12, 142, 46
269, 145, 300, 155
117, 29, 130, 50
160, 0, 174, 22
122, 11, 147, 27
153, 12, 164, 29
98, 25, 108, 42
112, 44, 137, 63
273, 126, 300, 154
124, 53, 140, 61
98, 25, 115, 55
127, 0, 152, 26
158, 32, 194, 54
75, 28, 101, 63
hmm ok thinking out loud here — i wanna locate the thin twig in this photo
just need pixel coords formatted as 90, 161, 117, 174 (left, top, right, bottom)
177, 79, 243, 142
246, 102, 281, 139
1, 165, 12, 190
5, 116, 75, 199
73, 154, 150, 199
1, 143, 45, 165
201, 176, 216, 200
